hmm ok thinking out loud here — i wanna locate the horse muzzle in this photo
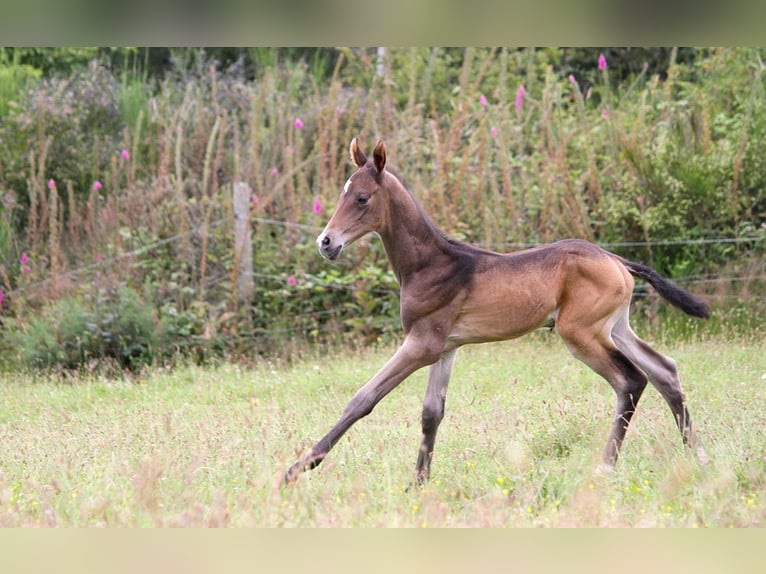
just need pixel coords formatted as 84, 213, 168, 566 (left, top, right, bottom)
317, 233, 343, 261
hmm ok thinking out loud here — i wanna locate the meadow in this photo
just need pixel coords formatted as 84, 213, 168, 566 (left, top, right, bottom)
0, 333, 763, 527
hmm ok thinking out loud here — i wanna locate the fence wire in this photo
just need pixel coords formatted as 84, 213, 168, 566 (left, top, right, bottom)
4, 213, 764, 341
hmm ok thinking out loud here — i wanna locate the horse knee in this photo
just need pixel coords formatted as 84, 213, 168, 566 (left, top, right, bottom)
421, 401, 445, 435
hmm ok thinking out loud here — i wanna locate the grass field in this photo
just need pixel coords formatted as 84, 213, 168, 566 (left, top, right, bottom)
0, 333, 763, 527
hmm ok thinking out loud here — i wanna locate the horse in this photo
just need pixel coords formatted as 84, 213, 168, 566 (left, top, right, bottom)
282, 138, 710, 486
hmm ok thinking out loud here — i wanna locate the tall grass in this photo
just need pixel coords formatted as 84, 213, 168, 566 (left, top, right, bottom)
0, 337, 763, 527
0, 48, 764, 365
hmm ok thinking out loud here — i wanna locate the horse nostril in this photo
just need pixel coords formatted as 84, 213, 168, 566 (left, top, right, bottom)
321, 236, 331, 247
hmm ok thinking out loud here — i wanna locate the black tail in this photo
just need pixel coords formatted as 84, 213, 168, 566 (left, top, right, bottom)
622, 259, 710, 319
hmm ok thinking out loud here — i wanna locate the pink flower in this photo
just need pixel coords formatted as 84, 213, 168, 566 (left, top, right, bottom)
92, 180, 103, 191
251, 194, 259, 207
0, 289, 4, 309
47, 179, 56, 190
20, 252, 31, 274
490, 127, 498, 138
601, 108, 610, 119
568, 74, 577, 85
294, 118, 304, 129
336, 106, 344, 115
515, 85, 526, 113
312, 197, 323, 215
286, 275, 297, 286
479, 94, 488, 106
120, 149, 130, 160
598, 53, 607, 71
269, 167, 279, 177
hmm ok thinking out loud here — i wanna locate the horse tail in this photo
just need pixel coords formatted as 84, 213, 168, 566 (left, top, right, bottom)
620, 258, 710, 319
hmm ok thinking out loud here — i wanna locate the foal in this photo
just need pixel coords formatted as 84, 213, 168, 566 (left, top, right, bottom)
282, 138, 709, 486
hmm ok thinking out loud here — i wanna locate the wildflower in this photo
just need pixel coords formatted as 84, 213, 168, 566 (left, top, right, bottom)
336, 106, 344, 115
312, 197, 323, 215
598, 53, 607, 71
269, 166, 279, 177
0, 289, 4, 309
479, 94, 488, 106
251, 194, 260, 207
92, 180, 103, 191
286, 275, 297, 286
515, 85, 526, 113
601, 108, 610, 119
120, 149, 130, 160
490, 126, 498, 138
20, 252, 31, 274
294, 118, 304, 129
568, 74, 577, 85
47, 179, 56, 190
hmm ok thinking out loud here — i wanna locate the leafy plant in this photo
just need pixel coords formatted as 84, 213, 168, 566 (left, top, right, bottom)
9, 283, 158, 372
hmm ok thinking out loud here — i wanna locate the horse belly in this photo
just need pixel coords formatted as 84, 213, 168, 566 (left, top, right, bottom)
448, 290, 556, 345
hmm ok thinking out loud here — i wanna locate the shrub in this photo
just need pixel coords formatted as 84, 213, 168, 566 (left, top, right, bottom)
9, 283, 158, 372
1, 61, 125, 200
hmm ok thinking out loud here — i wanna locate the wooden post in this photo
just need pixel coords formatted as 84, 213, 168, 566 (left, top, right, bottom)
233, 182, 255, 304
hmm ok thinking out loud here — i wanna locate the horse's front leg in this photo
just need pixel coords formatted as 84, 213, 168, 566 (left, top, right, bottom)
282, 335, 442, 486
414, 349, 458, 485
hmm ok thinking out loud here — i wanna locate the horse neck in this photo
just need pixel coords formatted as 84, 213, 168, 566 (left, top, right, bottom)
377, 176, 447, 284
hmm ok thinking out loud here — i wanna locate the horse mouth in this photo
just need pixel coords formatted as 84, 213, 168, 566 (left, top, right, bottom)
321, 245, 343, 261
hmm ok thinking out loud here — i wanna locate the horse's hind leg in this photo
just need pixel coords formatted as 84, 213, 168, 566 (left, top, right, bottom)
557, 319, 649, 468
611, 312, 700, 455
414, 349, 457, 485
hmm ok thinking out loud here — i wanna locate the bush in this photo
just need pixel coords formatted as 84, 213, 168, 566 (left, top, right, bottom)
1, 61, 125, 199
10, 284, 158, 372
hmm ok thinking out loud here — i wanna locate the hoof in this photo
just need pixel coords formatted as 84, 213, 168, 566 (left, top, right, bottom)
405, 476, 427, 493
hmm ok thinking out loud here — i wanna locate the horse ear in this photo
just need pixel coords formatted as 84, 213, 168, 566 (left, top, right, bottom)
372, 140, 386, 173
350, 138, 367, 167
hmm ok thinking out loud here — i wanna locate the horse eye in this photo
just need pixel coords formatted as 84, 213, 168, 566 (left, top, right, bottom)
357, 195, 369, 206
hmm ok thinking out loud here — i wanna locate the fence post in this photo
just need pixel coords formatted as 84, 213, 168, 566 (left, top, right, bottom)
233, 182, 255, 305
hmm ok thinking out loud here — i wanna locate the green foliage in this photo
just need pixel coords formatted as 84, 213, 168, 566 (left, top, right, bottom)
2, 62, 125, 197
0, 51, 42, 118
10, 284, 158, 372
0, 47, 764, 372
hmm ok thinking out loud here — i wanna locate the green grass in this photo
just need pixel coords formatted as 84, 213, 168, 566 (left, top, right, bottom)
0, 334, 764, 527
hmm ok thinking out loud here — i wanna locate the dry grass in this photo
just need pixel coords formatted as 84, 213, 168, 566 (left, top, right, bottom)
0, 334, 763, 527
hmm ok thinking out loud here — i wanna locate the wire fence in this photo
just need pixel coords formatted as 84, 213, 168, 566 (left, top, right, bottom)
5, 213, 764, 342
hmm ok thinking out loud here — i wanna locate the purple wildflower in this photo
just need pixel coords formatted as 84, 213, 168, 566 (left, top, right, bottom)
120, 149, 130, 160
294, 118, 304, 129
20, 252, 31, 274
287, 275, 297, 286
598, 53, 607, 71
515, 85, 526, 113
92, 180, 103, 191
490, 127, 498, 138
312, 197, 323, 215
47, 179, 56, 190
479, 94, 488, 107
